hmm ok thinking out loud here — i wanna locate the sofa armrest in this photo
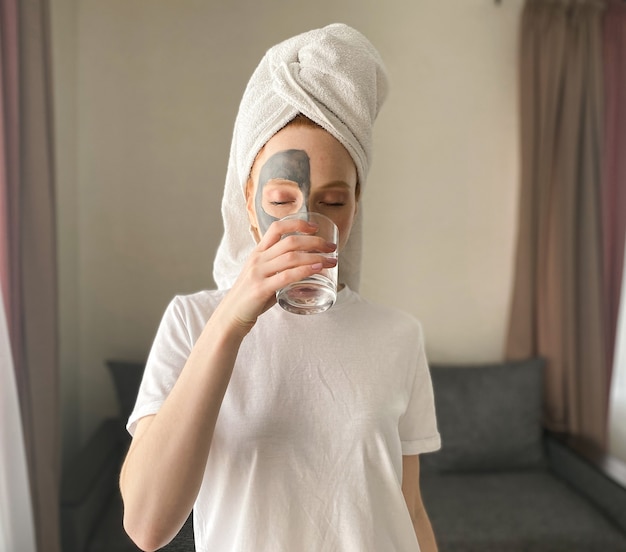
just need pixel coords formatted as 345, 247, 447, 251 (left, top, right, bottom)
61, 418, 127, 552
545, 431, 626, 534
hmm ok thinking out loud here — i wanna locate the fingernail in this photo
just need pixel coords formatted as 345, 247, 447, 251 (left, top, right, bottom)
311, 262, 323, 270
326, 242, 337, 251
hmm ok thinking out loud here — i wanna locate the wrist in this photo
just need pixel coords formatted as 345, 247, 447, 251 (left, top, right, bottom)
209, 297, 257, 343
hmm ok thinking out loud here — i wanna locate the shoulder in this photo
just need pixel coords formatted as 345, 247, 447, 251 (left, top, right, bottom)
169, 288, 227, 312
160, 289, 227, 334
342, 288, 425, 341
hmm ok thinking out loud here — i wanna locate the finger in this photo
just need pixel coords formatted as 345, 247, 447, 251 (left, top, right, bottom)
262, 250, 337, 279
239, 246, 335, 293
257, 218, 320, 251
264, 261, 336, 294
268, 234, 337, 258
234, 254, 334, 318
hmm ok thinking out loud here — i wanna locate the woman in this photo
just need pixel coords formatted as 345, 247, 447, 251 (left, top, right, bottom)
120, 23, 440, 552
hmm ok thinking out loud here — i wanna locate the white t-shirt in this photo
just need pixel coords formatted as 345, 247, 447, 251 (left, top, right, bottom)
128, 286, 440, 552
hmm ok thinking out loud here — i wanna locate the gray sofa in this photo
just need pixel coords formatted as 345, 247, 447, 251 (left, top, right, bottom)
60, 361, 194, 552
61, 358, 626, 551
421, 358, 626, 552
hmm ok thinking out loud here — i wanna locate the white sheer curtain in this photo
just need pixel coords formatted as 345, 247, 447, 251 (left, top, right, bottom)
609, 245, 626, 463
0, 292, 35, 552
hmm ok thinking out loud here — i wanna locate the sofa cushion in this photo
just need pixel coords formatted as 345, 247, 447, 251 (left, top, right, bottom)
421, 358, 545, 473
420, 471, 626, 552
107, 360, 146, 423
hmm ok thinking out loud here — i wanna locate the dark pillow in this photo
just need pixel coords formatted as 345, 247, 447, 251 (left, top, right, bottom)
421, 358, 545, 473
106, 360, 146, 422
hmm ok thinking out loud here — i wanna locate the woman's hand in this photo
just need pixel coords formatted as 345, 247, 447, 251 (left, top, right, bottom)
216, 217, 337, 333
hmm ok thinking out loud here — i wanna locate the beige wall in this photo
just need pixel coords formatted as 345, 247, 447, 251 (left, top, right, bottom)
52, 0, 523, 459
51, 0, 79, 461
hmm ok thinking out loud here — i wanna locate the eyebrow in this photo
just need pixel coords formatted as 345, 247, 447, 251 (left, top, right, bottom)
315, 181, 352, 190
261, 179, 353, 192
262, 179, 300, 190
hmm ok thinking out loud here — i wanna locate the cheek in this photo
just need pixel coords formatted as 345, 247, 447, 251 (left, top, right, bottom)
337, 210, 357, 251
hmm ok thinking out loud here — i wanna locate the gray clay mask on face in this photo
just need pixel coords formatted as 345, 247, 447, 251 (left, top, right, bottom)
254, 149, 311, 235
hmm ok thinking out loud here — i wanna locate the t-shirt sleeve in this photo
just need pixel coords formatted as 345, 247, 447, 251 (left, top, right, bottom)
126, 296, 192, 436
398, 321, 441, 456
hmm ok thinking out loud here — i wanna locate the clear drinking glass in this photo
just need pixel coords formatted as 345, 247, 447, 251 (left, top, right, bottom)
276, 212, 338, 315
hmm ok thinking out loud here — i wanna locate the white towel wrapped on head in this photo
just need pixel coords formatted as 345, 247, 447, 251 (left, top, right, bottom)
213, 23, 389, 292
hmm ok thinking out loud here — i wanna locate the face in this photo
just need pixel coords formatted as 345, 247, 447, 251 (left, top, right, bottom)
246, 124, 359, 252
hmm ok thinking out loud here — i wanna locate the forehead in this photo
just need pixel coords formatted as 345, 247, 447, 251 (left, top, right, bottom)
259, 149, 310, 184
251, 125, 357, 187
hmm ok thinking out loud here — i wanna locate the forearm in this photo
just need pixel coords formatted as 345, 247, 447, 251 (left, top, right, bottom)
120, 309, 245, 551
402, 455, 438, 552
413, 506, 438, 552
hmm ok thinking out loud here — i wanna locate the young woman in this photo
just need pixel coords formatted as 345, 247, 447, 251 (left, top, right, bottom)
120, 24, 440, 552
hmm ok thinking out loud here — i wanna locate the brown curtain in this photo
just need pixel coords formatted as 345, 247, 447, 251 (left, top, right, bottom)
506, 0, 608, 450
0, 0, 60, 550
602, 1, 626, 387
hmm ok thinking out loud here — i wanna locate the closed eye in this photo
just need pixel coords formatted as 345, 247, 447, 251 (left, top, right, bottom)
314, 189, 350, 208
